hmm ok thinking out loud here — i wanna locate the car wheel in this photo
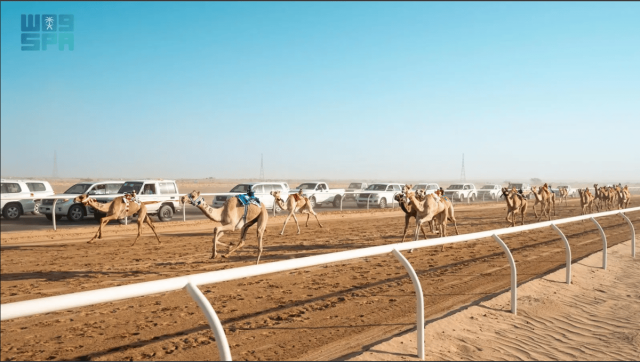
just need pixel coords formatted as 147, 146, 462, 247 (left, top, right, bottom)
333, 195, 342, 208
459, 194, 465, 202
32, 202, 41, 215
3, 203, 21, 220
470, 194, 476, 202
67, 204, 85, 222
379, 198, 387, 209
157, 204, 174, 222
45, 214, 63, 221
309, 197, 317, 208
274, 203, 283, 213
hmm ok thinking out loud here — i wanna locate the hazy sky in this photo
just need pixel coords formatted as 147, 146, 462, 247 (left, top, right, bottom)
2, 2, 639, 183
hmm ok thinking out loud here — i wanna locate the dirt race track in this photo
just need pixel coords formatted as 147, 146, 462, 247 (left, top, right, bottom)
1, 197, 638, 361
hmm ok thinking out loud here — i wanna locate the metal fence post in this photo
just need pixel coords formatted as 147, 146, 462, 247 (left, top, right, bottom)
391, 249, 425, 360
183, 201, 186, 222
367, 194, 371, 210
52, 199, 58, 231
590, 217, 607, 269
491, 234, 517, 314
619, 212, 635, 258
550, 224, 572, 284
185, 282, 232, 361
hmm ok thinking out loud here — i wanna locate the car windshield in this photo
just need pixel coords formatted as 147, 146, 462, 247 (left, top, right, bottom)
366, 184, 388, 191
447, 185, 464, 190
509, 184, 523, 189
64, 183, 92, 194
481, 185, 496, 189
230, 184, 251, 193
411, 185, 426, 190
118, 182, 144, 194
558, 186, 569, 189
348, 183, 362, 189
296, 183, 318, 190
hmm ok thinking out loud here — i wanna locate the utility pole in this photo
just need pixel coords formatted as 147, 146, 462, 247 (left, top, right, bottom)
52, 150, 59, 178
259, 153, 265, 181
460, 153, 466, 182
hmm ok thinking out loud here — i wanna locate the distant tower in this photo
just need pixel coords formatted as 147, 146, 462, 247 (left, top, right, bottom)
460, 153, 466, 182
259, 153, 265, 181
52, 150, 59, 178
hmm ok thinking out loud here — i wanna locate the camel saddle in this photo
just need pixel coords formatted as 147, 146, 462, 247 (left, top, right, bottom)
236, 193, 261, 207
292, 193, 302, 202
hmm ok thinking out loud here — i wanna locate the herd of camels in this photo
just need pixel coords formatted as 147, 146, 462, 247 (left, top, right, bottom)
73, 183, 632, 265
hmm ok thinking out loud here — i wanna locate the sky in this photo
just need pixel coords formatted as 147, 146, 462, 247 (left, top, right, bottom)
1, 1, 639, 183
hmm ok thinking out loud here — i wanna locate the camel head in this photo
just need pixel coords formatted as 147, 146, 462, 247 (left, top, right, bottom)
74, 194, 91, 204
181, 190, 203, 206
415, 189, 426, 201
394, 192, 405, 202
270, 190, 283, 202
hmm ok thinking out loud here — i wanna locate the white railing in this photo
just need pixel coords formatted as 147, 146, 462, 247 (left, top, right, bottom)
1, 207, 637, 361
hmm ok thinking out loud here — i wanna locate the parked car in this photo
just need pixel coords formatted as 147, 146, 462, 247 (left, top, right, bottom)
355, 183, 404, 209
40, 181, 124, 222
290, 182, 345, 208
1, 179, 54, 219
212, 182, 290, 211
444, 183, 477, 202
411, 183, 440, 195
344, 182, 368, 201
507, 182, 533, 199
556, 185, 578, 198
93, 180, 182, 222
477, 184, 503, 200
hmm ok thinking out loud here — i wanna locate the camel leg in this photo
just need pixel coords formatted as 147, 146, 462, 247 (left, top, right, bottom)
305, 213, 310, 227
143, 214, 161, 244
255, 214, 267, 265
532, 203, 539, 219
401, 214, 410, 242
212, 226, 229, 259
280, 212, 295, 235
291, 212, 301, 234
311, 211, 323, 228
89, 215, 117, 243
225, 217, 259, 259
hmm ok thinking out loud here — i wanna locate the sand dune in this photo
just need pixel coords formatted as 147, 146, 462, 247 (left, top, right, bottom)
348, 240, 640, 361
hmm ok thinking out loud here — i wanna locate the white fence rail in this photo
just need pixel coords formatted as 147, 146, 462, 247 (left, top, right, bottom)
1, 207, 637, 361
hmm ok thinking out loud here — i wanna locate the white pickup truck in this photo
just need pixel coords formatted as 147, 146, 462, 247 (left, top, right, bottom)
355, 183, 404, 209
477, 184, 503, 200
290, 182, 345, 208
93, 179, 182, 222
443, 183, 478, 202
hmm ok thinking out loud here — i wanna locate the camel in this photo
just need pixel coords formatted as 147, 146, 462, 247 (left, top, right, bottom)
501, 187, 528, 227
530, 185, 555, 221
270, 190, 323, 235
558, 187, 569, 206
593, 184, 603, 211
616, 185, 631, 209
394, 186, 430, 242
406, 190, 460, 251
74, 192, 161, 245
578, 188, 595, 215
180, 190, 268, 264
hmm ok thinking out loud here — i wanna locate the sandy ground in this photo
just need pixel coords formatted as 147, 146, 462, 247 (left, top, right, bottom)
1, 197, 638, 361
348, 240, 640, 361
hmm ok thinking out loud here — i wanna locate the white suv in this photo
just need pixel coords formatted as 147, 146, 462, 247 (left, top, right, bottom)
40, 181, 124, 222
93, 180, 182, 222
212, 182, 290, 211
411, 183, 440, 195
1, 179, 55, 219
356, 183, 404, 209
444, 183, 477, 202
476, 184, 502, 200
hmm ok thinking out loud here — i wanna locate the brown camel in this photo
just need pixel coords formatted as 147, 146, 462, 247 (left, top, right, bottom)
530, 186, 548, 221
616, 185, 631, 209
394, 186, 429, 242
501, 187, 528, 227
74, 192, 161, 246
180, 191, 268, 264
406, 190, 460, 251
578, 188, 595, 216
593, 184, 603, 211
558, 187, 569, 206
270, 190, 323, 235
540, 183, 556, 218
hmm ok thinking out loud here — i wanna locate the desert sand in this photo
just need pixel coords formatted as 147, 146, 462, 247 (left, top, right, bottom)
348, 240, 640, 361
1, 197, 638, 361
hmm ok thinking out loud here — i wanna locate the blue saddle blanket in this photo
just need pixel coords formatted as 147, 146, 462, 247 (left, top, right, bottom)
236, 194, 261, 207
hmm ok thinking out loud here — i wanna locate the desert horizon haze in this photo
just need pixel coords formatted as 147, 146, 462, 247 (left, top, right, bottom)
2, 2, 639, 181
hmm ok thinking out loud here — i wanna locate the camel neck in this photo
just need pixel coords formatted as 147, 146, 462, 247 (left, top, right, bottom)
406, 194, 425, 212
196, 201, 223, 221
